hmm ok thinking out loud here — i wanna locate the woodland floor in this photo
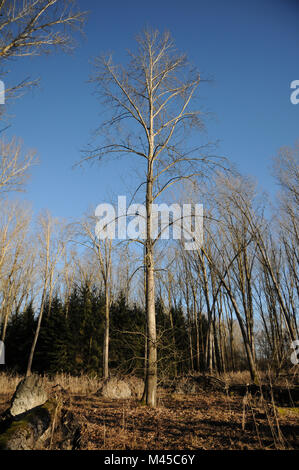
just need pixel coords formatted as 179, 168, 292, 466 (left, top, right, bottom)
1, 388, 298, 450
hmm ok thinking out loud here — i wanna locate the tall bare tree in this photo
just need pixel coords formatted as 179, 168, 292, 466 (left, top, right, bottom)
87, 29, 220, 406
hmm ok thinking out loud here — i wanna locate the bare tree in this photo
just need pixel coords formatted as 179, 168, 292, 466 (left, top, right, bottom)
0, 137, 37, 196
86, 29, 221, 406
213, 174, 258, 372
273, 142, 299, 207
26, 211, 68, 376
0, 2, 87, 195
79, 215, 113, 379
0, 0, 86, 61
0, 0, 86, 115
0, 200, 32, 340
181, 174, 261, 380
59, 248, 78, 318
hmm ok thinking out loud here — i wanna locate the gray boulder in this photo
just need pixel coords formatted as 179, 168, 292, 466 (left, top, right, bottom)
126, 376, 144, 399
98, 377, 132, 399
9, 374, 48, 417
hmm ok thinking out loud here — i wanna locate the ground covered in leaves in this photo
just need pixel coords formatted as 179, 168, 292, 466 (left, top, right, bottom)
0, 375, 298, 450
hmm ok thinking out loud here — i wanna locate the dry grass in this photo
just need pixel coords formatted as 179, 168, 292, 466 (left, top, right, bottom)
0, 372, 102, 397
222, 368, 299, 388
0, 372, 21, 395
48, 373, 103, 395
222, 370, 252, 387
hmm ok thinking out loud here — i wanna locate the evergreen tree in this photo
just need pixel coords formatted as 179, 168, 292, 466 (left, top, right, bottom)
5, 303, 36, 373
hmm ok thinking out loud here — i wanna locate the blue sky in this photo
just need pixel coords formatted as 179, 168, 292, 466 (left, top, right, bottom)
3, 0, 299, 220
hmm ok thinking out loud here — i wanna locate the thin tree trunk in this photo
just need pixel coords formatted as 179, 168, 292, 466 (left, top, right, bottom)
26, 291, 46, 377
1, 305, 10, 343
192, 286, 200, 371
103, 282, 110, 379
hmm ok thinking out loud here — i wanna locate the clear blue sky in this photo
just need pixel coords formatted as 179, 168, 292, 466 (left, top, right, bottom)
3, 0, 299, 220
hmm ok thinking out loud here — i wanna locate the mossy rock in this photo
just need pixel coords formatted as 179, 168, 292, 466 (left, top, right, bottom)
0, 399, 58, 450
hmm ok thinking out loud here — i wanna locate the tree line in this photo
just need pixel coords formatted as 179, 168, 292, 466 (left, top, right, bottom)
0, 148, 297, 383
4, 284, 205, 377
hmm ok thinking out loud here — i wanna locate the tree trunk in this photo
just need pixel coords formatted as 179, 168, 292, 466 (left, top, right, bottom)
26, 293, 46, 377
103, 282, 110, 379
145, 247, 157, 406
1, 308, 9, 343
145, 156, 157, 406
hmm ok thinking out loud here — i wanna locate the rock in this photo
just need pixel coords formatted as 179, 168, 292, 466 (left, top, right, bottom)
0, 399, 82, 450
96, 376, 144, 400
126, 376, 144, 399
9, 375, 48, 417
0, 378, 82, 450
0, 399, 57, 450
98, 377, 132, 399
165, 374, 226, 395
171, 376, 200, 394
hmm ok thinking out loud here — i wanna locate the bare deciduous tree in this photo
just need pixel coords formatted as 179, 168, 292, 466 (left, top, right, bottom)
86, 29, 220, 407
26, 211, 69, 376
79, 215, 113, 379
0, 137, 37, 196
0, 200, 32, 340
0, 2, 87, 196
0, 0, 86, 61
